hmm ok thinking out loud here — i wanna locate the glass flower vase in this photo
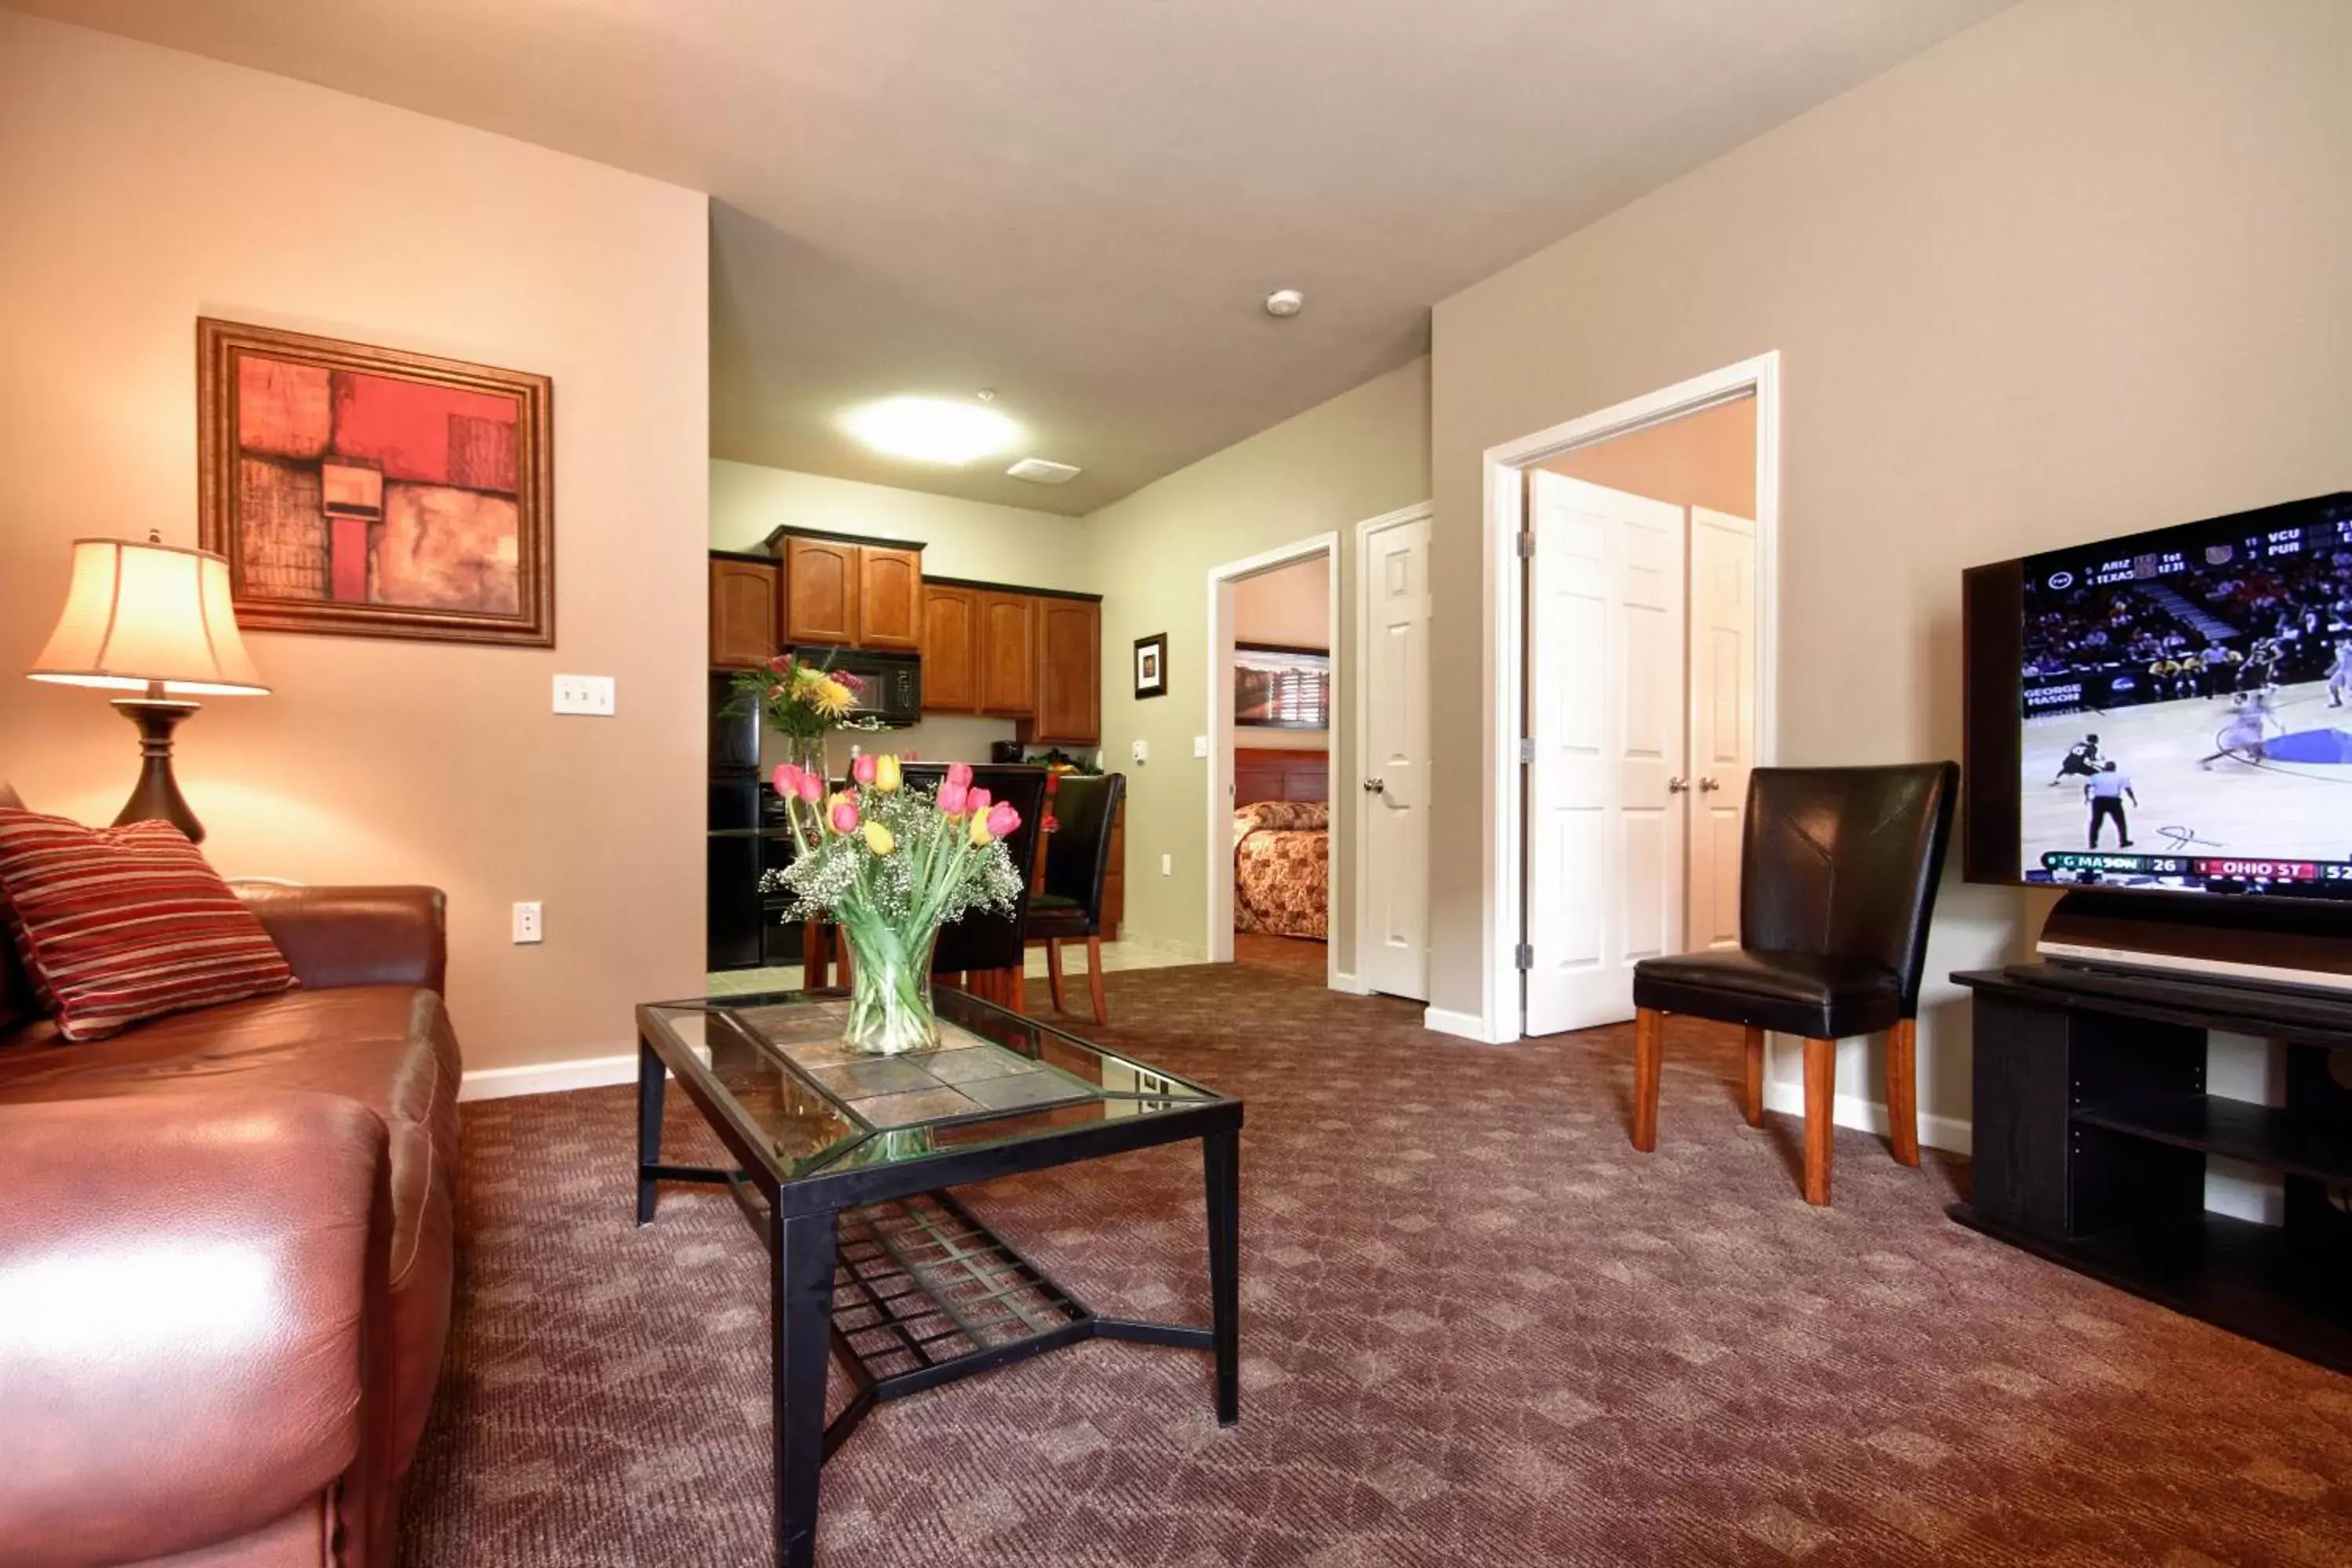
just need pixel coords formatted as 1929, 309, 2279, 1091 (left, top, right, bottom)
776, 733, 828, 835
839, 913, 942, 1056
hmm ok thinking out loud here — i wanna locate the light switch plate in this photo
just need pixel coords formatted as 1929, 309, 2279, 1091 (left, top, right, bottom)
1131, 739, 1149, 764
512, 902, 543, 943
1160, 853, 1172, 876
1192, 735, 1209, 758
553, 674, 615, 716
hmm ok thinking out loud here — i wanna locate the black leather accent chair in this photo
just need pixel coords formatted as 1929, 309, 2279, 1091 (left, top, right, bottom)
1629, 762, 1958, 1206
1026, 772, 1125, 1024
899, 764, 1049, 1012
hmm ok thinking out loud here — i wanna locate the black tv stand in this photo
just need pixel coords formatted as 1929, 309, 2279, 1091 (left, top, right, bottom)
1951, 964, 2352, 1374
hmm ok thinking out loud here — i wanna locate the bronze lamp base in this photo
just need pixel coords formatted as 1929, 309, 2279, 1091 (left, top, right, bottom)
111, 696, 205, 843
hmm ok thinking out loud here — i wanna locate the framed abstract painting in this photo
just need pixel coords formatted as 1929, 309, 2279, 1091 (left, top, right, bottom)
197, 318, 554, 646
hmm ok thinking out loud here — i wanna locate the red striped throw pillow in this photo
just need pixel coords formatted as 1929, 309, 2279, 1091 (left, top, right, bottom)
0, 808, 296, 1041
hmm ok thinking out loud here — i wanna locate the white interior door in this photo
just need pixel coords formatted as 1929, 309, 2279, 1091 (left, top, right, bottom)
1525, 473, 1687, 1036
1686, 506, 1759, 952
1359, 511, 1432, 1000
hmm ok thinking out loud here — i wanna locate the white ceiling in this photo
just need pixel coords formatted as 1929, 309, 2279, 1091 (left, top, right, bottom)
11, 1, 2012, 514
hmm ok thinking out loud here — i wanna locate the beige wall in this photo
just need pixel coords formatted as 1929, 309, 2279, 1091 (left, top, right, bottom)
1086, 358, 1429, 963
710, 459, 1094, 771
1429, 0, 2352, 1133
0, 15, 710, 1074
1541, 395, 1756, 517
1233, 555, 1332, 648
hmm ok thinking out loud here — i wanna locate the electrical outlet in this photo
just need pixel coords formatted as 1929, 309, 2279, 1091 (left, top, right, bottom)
512, 902, 543, 943
1192, 735, 1209, 758
1131, 738, 1149, 764
553, 674, 615, 716
1160, 853, 1172, 876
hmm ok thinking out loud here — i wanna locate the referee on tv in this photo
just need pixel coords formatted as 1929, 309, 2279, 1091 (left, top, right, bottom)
2084, 761, 2136, 850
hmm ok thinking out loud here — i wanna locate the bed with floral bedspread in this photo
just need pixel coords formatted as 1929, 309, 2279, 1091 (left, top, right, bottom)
1232, 799, 1329, 940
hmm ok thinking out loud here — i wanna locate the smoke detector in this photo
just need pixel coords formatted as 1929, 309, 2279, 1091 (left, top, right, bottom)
1264, 289, 1305, 318
1006, 457, 1082, 485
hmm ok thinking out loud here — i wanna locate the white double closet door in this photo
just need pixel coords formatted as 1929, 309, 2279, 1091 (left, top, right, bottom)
1524, 472, 1759, 1037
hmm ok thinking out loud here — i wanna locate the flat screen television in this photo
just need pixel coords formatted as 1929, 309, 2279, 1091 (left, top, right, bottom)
1963, 492, 2352, 900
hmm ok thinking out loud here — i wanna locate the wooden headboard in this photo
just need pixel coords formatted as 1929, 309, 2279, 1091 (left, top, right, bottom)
1235, 747, 1329, 807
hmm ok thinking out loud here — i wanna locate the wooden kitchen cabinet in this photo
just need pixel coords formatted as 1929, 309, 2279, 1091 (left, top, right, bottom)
1024, 596, 1101, 746
857, 546, 924, 651
708, 555, 779, 669
781, 535, 860, 646
920, 584, 981, 713
977, 591, 1039, 717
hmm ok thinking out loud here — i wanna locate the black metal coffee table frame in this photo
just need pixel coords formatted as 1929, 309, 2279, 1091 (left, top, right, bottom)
634, 992, 1243, 1568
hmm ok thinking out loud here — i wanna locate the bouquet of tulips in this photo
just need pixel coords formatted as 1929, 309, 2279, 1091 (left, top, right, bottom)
762, 756, 1025, 1054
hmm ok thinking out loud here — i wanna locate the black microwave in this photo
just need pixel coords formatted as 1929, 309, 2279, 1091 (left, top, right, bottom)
791, 646, 922, 728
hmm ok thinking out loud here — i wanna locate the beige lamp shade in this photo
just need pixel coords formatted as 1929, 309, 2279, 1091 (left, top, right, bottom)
27, 536, 268, 696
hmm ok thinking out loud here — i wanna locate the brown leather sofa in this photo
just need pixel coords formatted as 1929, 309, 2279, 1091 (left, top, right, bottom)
0, 885, 459, 1568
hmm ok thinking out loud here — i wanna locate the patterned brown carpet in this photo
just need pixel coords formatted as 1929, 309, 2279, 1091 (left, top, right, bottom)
399, 964, 2352, 1567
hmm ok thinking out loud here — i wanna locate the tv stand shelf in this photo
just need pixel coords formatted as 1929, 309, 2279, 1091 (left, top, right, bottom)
2071, 1093, 2352, 1185
1951, 966, 2352, 1374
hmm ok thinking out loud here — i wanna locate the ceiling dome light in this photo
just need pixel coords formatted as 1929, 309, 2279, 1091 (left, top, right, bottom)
842, 397, 1022, 466
1264, 289, 1305, 318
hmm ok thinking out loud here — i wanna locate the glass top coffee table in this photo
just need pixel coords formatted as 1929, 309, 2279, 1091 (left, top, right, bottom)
634, 986, 1244, 1568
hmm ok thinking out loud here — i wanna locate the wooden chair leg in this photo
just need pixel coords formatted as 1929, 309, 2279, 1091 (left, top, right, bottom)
1743, 1025, 1765, 1128
998, 966, 1024, 1017
802, 920, 828, 988
1047, 938, 1068, 1014
1085, 935, 1108, 1025
1802, 1036, 1835, 1206
835, 929, 854, 989
1632, 1007, 1664, 1152
1887, 1017, 1920, 1168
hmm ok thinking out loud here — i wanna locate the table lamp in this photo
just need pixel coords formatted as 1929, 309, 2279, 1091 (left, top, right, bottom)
24, 533, 269, 843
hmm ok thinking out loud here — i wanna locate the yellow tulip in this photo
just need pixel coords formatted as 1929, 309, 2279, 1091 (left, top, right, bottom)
862, 820, 896, 855
874, 754, 902, 793
970, 815, 993, 847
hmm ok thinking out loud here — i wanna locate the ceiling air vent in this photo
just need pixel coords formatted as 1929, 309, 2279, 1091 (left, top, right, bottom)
1006, 457, 1081, 485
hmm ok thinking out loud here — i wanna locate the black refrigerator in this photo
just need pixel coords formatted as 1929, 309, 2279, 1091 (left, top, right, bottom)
706, 673, 800, 970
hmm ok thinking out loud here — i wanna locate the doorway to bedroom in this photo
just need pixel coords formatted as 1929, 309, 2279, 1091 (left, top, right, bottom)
1205, 535, 1339, 985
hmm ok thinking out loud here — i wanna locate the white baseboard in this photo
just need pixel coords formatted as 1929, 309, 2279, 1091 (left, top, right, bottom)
459, 1051, 637, 1103
1422, 1005, 1512, 1044
1762, 1079, 1973, 1156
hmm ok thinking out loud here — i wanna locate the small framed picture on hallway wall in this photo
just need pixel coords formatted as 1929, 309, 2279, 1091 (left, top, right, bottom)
197, 318, 555, 647
1134, 632, 1168, 699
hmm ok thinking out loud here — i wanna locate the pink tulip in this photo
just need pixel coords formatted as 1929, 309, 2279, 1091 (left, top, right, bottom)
938, 781, 969, 816
834, 670, 863, 690
946, 761, 974, 789
765, 654, 793, 673
967, 787, 991, 815
851, 754, 877, 785
795, 773, 823, 803
985, 801, 1022, 839
829, 797, 859, 834
772, 762, 805, 797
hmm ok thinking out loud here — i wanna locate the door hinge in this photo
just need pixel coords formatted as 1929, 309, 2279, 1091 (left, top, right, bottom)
1516, 532, 1535, 560
1517, 736, 1535, 764
1515, 942, 1534, 971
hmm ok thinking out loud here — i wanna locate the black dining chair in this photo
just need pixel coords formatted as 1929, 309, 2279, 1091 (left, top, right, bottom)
1628, 762, 1958, 1206
1027, 772, 1125, 1024
905, 764, 1048, 1012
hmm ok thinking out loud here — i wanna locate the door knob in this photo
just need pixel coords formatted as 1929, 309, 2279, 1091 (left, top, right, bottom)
1666, 776, 1690, 794
1363, 778, 1385, 794
1697, 776, 1722, 793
